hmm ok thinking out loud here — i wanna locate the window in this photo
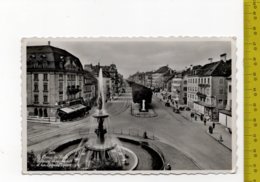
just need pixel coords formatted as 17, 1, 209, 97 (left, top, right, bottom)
34, 94, 39, 103
195, 78, 197, 84
224, 100, 227, 106
206, 98, 209, 103
206, 88, 209, 95
218, 99, 223, 104
219, 78, 224, 84
34, 82, 39, 92
208, 78, 210, 84
59, 74, 63, 80
59, 94, 63, 102
219, 88, 223, 94
229, 85, 232, 92
43, 95, 48, 103
72, 75, 76, 81
34, 74, 38, 81
59, 82, 63, 91
43, 73, 48, 81
204, 78, 206, 84
43, 83, 48, 92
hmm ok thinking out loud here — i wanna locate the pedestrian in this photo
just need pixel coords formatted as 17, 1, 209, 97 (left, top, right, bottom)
166, 163, 171, 170
212, 122, 215, 129
143, 131, 148, 139
219, 134, 223, 142
204, 118, 206, 126
209, 126, 213, 134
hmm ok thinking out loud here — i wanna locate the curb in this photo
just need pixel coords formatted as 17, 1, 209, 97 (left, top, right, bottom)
206, 131, 232, 151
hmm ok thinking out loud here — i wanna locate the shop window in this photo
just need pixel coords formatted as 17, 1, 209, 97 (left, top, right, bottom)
34, 108, 38, 116
44, 109, 48, 117
39, 108, 43, 117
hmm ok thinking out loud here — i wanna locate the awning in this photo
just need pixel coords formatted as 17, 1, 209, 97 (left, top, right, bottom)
194, 101, 215, 108
59, 104, 86, 114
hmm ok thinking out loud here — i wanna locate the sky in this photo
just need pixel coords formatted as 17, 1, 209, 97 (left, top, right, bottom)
27, 39, 232, 78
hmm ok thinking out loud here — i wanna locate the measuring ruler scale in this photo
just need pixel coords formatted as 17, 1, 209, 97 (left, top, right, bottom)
244, 0, 260, 181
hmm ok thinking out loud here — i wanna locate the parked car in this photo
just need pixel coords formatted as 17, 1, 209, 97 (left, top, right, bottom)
173, 107, 180, 113
165, 102, 170, 107
179, 106, 185, 111
185, 107, 191, 111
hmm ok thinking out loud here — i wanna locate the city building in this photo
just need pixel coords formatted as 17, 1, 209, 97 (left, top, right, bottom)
219, 75, 232, 129
27, 44, 86, 122
187, 65, 202, 109
193, 54, 232, 121
83, 70, 98, 108
182, 70, 189, 105
84, 63, 113, 101
170, 71, 188, 108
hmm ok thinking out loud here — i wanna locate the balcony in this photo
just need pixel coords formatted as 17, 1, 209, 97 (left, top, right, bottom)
67, 85, 81, 95
196, 92, 206, 99
198, 83, 210, 87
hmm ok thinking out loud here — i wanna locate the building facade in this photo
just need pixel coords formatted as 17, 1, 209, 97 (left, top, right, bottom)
27, 45, 85, 121
193, 54, 231, 120
83, 70, 98, 108
187, 65, 202, 109
219, 75, 232, 128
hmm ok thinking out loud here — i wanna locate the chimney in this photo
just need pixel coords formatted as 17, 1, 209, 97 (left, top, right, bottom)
208, 58, 213, 63
220, 53, 227, 62
190, 64, 193, 70
48, 41, 51, 46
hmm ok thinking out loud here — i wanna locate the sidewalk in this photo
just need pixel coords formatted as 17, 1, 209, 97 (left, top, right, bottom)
206, 123, 232, 150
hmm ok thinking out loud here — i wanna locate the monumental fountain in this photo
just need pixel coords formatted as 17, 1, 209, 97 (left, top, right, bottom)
30, 68, 171, 171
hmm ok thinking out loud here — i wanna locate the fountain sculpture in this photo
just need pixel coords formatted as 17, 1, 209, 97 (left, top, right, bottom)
61, 68, 138, 170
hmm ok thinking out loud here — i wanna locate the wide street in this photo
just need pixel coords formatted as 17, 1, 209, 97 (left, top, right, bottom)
28, 86, 232, 170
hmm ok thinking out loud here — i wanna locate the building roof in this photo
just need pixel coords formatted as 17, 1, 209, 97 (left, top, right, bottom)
198, 59, 231, 77
84, 70, 97, 84
27, 45, 84, 72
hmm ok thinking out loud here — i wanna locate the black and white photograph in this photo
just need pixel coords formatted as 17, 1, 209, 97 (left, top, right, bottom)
22, 38, 236, 173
